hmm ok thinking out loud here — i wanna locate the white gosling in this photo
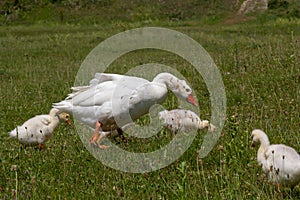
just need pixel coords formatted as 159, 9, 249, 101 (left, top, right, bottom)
158, 109, 216, 134
251, 129, 300, 190
9, 108, 71, 147
53, 73, 197, 148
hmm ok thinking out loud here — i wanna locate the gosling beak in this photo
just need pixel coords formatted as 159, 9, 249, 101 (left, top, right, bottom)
66, 119, 71, 126
208, 123, 216, 132
187, 93, 197, 107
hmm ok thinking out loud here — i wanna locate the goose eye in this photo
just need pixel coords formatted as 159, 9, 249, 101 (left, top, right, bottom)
186, 88, 191, 92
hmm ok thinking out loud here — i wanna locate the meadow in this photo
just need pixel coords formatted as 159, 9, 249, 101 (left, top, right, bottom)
0, 9, 299, 199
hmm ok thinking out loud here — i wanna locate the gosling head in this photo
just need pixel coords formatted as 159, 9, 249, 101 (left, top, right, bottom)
251, 129, 269, 148
58, 113, 71, 126
208, 123, 216, 132
199, 120, 216, 132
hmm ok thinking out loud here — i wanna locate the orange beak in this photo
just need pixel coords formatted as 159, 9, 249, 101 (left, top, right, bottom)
187, 94, 197, 106
66, 119, 71, 126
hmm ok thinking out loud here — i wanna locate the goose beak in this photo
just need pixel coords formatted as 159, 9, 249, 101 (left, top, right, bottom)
66, 119, 71, 126
251, 142, 255, 149
187, 94, 197, 106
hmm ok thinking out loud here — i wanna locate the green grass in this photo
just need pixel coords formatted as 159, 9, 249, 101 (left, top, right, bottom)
0, 16, 299, 199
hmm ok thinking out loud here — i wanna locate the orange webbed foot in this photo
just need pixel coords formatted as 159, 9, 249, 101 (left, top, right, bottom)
89, 121, 102, 143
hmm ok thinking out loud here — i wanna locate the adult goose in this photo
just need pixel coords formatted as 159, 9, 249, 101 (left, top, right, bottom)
53, 72, 197, 148
158, 109, 216, 134
9, 108, 71, 147
251, 129, 300, 190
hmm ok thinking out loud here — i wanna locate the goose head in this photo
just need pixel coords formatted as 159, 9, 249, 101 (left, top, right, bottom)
171, 79, 197, 107
251, 129, 270, 148
154, 73, 197, 107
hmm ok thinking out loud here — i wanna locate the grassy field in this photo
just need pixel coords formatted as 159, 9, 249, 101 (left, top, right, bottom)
0, 13, 299, 199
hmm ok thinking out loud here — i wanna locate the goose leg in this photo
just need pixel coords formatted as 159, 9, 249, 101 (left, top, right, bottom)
38, 144, 44, 149
89, 121, 101, 143
89, 121, 109, 149
96, 132, 109, 149
117, 128, 127, 143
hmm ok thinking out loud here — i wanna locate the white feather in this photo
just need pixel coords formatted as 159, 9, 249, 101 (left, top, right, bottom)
252, 129, 300, 188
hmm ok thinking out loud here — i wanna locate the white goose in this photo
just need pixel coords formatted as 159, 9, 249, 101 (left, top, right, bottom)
251, 129, 300, 190
9, 108, 71, 147
53, 72, 197, 148
158, 109, 216, 134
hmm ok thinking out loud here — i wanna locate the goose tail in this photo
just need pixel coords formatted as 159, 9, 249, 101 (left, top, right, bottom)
9, 128, 17, 138
52, 101, 73, 113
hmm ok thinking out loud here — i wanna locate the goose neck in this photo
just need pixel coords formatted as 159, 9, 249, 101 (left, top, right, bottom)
48, 108, 61, 130
258, 137, 270, 155
153, 73, 177, 88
